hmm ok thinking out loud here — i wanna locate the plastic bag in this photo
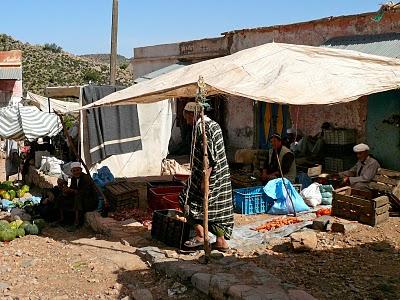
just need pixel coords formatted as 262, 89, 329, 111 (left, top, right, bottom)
300, 183, 322, 207
264, 178, 310, 215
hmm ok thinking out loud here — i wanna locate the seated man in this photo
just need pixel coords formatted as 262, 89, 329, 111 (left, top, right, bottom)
59, 162, 98, 228
261, 134, 296, 184
40, 178, 68, 222
339, 143, 380, 191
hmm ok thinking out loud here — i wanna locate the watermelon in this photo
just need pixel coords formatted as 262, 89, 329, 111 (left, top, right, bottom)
24, 224, 39, 235
2, 181, 13, 186
8, 190, 16, 200
33, 219, 46, 232
0, 228, 16, 241
21, 221, 31, 230
21, 185, 30, 192
0, 220, 10, 231
16, 228, 25, 238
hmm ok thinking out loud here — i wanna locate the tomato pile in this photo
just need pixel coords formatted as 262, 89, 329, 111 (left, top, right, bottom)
252, 217, 303, 232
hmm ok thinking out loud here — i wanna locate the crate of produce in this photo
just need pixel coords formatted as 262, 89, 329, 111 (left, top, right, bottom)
324, 156, 356, 173
332, 187, 389, 226
233, 186, 267, 215
104, 181, 139, 211
324, 129, 356, 145
148, 186, 185, 210
151, 209, 193, 249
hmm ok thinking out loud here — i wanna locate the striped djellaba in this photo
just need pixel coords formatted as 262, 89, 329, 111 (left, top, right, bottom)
179, 116, 234, 239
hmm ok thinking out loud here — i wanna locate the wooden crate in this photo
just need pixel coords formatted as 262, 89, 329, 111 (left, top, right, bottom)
332, 186, 389, 226
104, 181, 139, 211
369, 168, 400, 211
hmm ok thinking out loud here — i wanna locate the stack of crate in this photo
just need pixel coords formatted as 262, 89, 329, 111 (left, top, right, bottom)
323, 129, 357, 173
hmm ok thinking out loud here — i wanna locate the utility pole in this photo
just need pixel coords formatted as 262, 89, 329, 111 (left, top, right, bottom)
110, 0, 118, 85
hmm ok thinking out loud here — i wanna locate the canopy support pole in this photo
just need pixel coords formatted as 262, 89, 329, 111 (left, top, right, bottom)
197, 77, 211, 263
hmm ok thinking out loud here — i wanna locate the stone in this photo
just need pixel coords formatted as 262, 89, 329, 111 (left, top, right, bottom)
131, 288, 153, 300
121, 297, 132, 300
209, 273, 239, 300
84, 212, 112, 236
0, 282, 9, 290
291, 230, 318, 252
227, 285, 257, 300
191, 273, 212, 295
288, 289, 318, 300
15, 250, 23, 257
120, 239, 131, 247
312, 215, 334, 231
176, 263, 207, 282
136, 246, 167, 264
252, 283, 290, 300
331, 222, 358, 234
210, 250, 224, 260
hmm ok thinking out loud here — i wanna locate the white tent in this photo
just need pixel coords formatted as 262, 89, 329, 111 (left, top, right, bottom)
26, 91, 79, 113
80, 43, 400, 108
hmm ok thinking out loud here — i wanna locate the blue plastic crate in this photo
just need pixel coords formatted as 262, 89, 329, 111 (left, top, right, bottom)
233, 186, 267, 215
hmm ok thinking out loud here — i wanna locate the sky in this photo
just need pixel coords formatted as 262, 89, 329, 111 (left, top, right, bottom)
1, 0, 384, 57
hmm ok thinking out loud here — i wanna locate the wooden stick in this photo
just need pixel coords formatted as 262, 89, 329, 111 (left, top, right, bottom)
56, 112, 109, 210
200, 106, 211, 262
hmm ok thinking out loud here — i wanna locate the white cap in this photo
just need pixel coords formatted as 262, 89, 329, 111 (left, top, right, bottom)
184, 102, 202, 112
353, 143, 370, 153
70, 162, 82, 169
37, 138, 44, 144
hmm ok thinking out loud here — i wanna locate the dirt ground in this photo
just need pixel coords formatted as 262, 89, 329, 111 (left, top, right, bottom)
241, 217, 400, 300
0, 226, 206, 300
1, 159, 400, 299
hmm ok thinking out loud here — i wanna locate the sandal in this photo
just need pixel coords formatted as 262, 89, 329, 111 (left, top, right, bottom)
211, 242, 230, 253
184, 237, 205, 248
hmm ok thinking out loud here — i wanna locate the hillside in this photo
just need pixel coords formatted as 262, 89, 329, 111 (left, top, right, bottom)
79, 53, 131, 69
0, 34, 133, 95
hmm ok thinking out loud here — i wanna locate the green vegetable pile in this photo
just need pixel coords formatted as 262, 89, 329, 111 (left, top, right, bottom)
0, 218, 46, 242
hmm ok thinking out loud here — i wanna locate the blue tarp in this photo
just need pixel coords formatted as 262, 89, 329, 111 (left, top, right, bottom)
264, 178, 310, 215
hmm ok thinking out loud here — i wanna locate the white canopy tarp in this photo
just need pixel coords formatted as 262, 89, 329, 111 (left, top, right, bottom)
80, 43, 400, 109
27, 91, 80, 113
0, 105, 62, 141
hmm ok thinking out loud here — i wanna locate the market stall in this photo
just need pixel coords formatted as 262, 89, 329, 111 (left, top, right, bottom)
70, 42, 400, 253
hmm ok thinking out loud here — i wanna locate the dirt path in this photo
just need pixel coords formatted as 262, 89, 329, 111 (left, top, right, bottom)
0, 227, 204, 299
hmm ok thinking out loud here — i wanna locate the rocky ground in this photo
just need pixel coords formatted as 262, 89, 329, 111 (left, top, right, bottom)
1, 161, 400, 299
240, 217, 400, 300
0, 226, 205, 299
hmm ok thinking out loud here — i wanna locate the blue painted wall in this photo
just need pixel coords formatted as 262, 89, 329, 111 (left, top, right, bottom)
367, 90, 400, 171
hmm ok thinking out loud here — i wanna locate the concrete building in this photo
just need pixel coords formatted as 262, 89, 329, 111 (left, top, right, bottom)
0, 50, 22, 107
131, 10, 400, 169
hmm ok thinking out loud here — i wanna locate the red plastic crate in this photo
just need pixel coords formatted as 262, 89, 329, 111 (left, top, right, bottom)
173, 174, 190, 183
148, 186, 185, 210
160, 194, 182, 211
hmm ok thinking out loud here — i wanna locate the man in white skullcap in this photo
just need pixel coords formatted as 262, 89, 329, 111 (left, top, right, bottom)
58, 162, 98, 229
339, 143, 380, 191
179, 102, 234, 252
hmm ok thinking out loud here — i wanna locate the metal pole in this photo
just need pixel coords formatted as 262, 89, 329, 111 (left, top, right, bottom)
110, 0, 118, 85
